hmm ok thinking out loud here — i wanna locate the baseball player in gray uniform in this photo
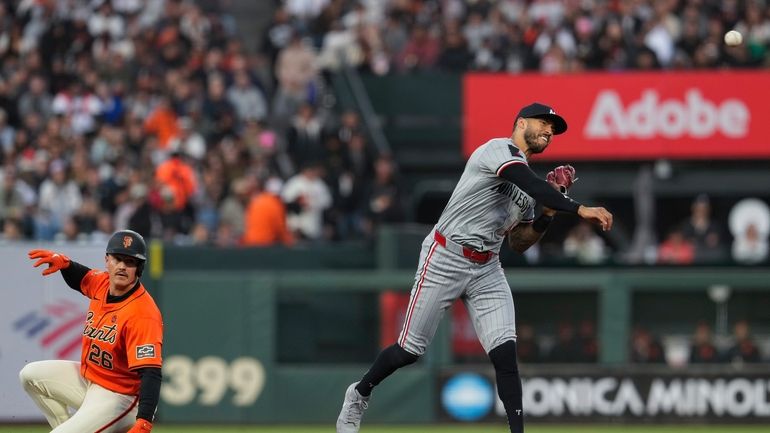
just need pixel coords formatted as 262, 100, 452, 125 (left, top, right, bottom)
336, 102, 613, 433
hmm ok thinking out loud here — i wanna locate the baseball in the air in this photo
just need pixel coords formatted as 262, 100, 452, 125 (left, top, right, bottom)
724, 30, 743, 46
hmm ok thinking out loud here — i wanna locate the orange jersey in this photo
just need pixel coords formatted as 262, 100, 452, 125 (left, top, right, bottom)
243, 192, 294, 246
79, 270, 163, 395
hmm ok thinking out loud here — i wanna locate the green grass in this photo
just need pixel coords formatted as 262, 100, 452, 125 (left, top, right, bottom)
2, 425, 769, 432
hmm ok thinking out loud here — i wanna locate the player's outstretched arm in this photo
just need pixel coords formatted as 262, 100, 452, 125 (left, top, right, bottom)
577, 205, 613, 231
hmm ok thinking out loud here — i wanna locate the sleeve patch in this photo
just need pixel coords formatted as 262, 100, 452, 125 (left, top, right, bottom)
136, 344, 156, 359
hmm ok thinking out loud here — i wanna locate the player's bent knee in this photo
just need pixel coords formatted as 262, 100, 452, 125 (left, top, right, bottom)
488, 340, 519, 373
19, 361, 44, 384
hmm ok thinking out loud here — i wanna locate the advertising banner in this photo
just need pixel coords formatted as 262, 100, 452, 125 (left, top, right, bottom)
0, 244, 104, 421
463, 72, 770, 160
439, 367, 770, 423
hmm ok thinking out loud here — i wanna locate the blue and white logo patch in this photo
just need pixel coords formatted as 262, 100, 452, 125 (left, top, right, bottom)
136, 344, 156, 359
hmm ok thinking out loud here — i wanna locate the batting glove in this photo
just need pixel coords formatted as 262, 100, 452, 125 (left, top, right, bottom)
28, 249, 71, 276
127, 419, 153, 433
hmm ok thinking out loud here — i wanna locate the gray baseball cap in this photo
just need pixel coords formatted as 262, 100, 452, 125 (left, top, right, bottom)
516, 102, 568, 135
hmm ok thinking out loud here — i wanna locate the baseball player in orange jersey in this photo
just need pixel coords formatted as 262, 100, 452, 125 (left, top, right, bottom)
20, 230, 162, 433
337, 103, 613, 432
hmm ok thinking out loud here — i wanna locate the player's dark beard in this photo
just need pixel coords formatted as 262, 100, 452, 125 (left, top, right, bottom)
524, 128, 548, 154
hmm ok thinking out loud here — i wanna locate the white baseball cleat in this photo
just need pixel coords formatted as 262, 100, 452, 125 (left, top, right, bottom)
336, 382, 369, 433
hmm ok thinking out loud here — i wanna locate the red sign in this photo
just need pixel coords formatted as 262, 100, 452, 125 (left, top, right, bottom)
463, 72, 770, 160
379, 292, 485, 357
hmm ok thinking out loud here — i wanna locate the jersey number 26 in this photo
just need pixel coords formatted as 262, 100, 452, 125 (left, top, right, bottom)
88, 343, 114, 370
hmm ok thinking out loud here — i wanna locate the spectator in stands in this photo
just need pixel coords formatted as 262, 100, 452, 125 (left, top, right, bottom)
17, 74, 52, 124
282, 162, 332, 241
227, 69, 269, 123
346, 132, 375, 182
51, 80, 102, 136
547, 321, 583, 363
363, 154, 405, 236
689, 321, 720, 364
734, 1, 770, 66
681, 194, 727, 263
657, 228, 695, 265
218, 176, 252, 241
243, 176, 294, 247
201, 74, 237, 142
335, 110, 362, 146
261, 6, 295, 66
286, 102, 325, 171
168, 117, 206, 162
154, 184, 194, 241
732, 222, 768, 265
0, 166, 30, 226
36, 159, 83, 241
381, 12, 409, 65
437, 24, 473, 71
273, 31, 319, 126
73, 196, 100, 236
155, 151, 198, 216
1, 217, 24, 242
0, 0, 768, 249
630, 326, 666, 364
515, 323, 541, 363
724, 320, 762, 364
0, 109, 14, 158
56, 216, 82, 243
91, 211, 114, 244
397, 25, 440, 72
576, 319, 599, 363
563, 221, 608, 264
317, 19, 363, 73
144, 96, 180, 158
188, 222, 212, 246
194, 160, 226, 236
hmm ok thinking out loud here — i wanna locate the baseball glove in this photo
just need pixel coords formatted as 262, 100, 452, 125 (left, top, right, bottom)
546, 164, 577, 194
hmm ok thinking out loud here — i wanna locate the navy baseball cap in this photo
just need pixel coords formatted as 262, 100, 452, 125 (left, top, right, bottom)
516, 103, 568, 135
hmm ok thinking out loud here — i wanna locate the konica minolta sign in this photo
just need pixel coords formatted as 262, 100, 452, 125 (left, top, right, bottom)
438, 367, 770, 423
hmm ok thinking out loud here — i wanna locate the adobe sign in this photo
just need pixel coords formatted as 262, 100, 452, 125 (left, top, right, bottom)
463, 72, 770, 160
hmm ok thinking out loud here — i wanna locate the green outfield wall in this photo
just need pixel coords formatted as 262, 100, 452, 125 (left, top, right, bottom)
151, 249, 770, 423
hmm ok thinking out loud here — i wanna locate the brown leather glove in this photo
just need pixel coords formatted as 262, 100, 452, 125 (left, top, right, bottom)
546, 164, 577, 194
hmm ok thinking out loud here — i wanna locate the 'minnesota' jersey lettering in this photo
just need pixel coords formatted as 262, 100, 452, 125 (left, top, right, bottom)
79, 270, 163, 395
436, 138, 535, 252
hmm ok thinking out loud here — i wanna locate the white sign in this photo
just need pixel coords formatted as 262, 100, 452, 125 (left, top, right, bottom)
0, 244, 105, 421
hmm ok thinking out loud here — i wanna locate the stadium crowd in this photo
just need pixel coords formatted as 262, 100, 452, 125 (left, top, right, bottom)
0, 0, 767, 259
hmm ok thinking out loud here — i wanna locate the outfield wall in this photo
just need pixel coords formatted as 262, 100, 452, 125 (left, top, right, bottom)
154, 268, 770, 424
3, 241, 769, 424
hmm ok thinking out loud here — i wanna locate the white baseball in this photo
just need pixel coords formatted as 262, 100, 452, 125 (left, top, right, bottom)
724, 30, 743, 46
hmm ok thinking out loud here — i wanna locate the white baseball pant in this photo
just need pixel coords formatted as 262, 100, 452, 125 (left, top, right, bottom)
19, 360, 138, 433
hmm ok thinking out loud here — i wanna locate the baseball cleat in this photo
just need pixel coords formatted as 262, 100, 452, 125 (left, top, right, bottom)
336, 382, 369, 433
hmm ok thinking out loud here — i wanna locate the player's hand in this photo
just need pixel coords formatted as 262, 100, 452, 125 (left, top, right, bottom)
546, 164, 577, 194
127, 419, 152, 433
28, 249, 71, 276
577, 206, 613, 232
